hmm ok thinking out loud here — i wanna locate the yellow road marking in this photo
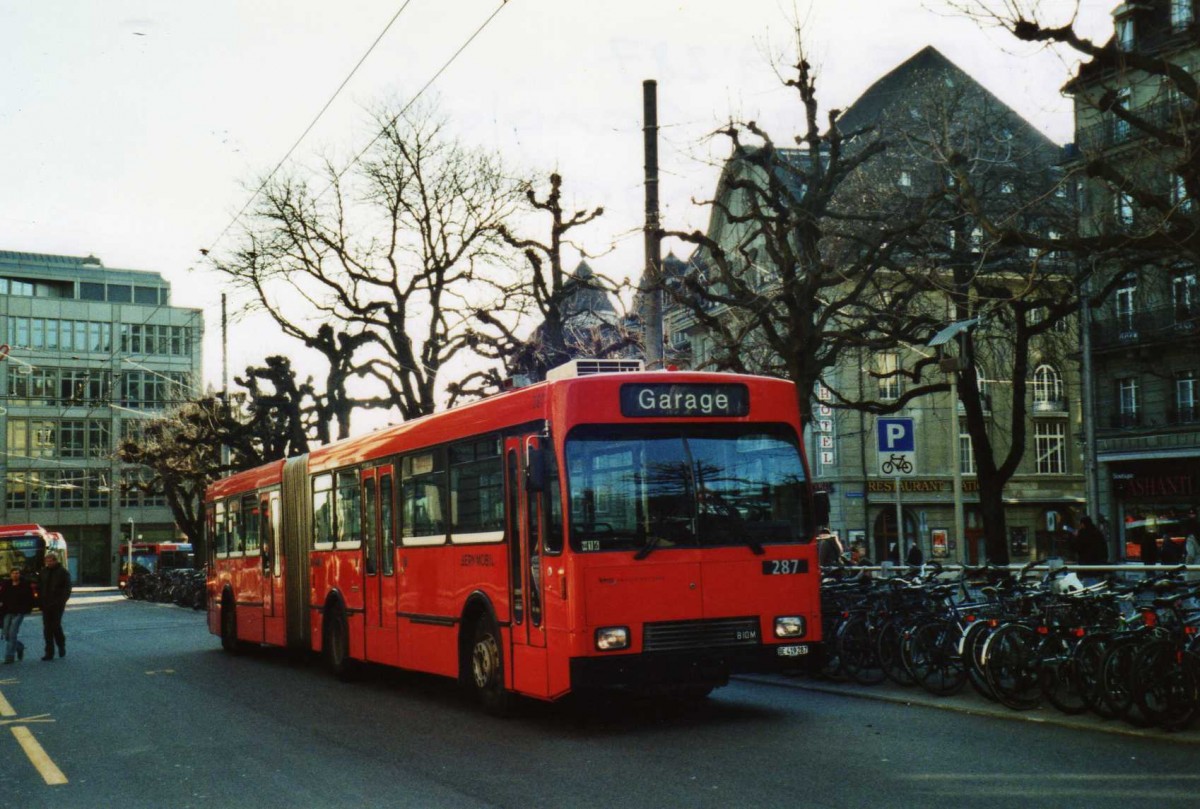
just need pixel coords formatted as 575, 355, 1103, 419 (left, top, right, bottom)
11, 726, 68, 785
0, 688, 15, 717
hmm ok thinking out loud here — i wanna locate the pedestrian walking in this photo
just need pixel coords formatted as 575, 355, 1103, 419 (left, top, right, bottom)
1186, 533, 1200, 582
1160, 531, 1186, 565
1073, 516, 1108, 565
37, 552, 71, 661
817, 527, 843, 568
905, 542, 924, 566
1139, 530, 1159, 567
0, 568, 34, 663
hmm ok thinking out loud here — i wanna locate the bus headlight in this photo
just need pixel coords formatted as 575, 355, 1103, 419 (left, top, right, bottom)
774, 616, 806, 638
594, 626, 629, 651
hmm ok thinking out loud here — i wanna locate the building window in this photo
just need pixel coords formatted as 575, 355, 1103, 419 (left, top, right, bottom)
959, 419, 975, 476
1116, 273, 1137, 336
1177, 371, 1199, 423
79, 282, 105, 301
1172, 0, 1194, 30
1113, 87, 1132, 141
898, 170, 912, 188
1032, 364, 1063, 410
1114, 191, 1134, 226
1118, 377, 1140, 427
1035, 422, 1067, 474
1173, 175, 1193, 212
877, 352, 902, 400
1173, 273, 1197, 321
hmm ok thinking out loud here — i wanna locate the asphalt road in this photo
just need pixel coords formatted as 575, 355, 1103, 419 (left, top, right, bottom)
2, 589, 1199, 808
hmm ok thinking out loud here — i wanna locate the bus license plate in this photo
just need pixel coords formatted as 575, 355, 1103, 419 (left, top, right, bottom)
777, 645, 809, 657
762, 559, 808, 575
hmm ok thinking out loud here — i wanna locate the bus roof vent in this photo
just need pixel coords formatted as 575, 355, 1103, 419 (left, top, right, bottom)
545, 358, 645, 381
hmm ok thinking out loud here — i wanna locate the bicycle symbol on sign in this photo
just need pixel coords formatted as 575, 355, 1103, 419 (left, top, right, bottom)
881, 454, 913, 475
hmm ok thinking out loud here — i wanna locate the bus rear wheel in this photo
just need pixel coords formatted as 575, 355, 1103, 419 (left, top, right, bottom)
220, 599, 241, 655
470, 616, 511, 716
323, 604, 354, 681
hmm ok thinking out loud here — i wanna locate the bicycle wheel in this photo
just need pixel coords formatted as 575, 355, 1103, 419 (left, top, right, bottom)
837, 615, 886, 685
1099, 638, 1151, 727
876, 618, 915, 686
984, 623, 1042, 710
909, 619, 967, 696
962, 621, 999, 701
1074, 633, 1118, 719
1132, 641, 1200, 732
1040, 635, 1088, 715
818, 612, 848, 680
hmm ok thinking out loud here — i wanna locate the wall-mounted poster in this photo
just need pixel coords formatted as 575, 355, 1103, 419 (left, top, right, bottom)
931, 529, 949, 558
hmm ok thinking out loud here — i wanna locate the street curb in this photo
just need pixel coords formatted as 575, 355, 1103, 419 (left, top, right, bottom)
737, 674, 1200, 745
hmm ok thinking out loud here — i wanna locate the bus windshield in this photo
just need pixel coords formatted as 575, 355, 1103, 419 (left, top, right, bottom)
0, 536, 43, 576
565, 424, 807, 554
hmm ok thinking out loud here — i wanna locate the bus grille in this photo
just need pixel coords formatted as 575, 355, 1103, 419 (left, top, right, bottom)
642, 617, 761, 652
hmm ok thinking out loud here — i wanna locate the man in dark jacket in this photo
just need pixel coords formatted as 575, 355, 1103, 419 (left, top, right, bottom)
0, 567, 34, 663
37, 553, 71, 661
1073, 516, 1108, 565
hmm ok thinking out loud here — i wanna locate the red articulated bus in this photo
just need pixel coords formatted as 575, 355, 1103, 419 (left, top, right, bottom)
206, 362, 827, 711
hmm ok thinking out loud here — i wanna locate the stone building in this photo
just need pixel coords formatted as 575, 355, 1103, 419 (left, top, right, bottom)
0, 250, 203, 583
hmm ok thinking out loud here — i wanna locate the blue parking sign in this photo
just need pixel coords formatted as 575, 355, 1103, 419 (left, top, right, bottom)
877, 417, 914, 453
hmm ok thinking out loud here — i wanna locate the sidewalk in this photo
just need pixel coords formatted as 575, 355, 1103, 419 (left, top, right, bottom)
739, 671, 1200, 744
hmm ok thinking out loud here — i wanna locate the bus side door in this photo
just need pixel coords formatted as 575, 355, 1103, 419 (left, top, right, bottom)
261, 491, 286, 647
506, 435, 547, 696
362, 465, 399, 662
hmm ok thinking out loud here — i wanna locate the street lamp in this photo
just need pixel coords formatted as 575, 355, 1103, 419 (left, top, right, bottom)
929, 318, 979, 565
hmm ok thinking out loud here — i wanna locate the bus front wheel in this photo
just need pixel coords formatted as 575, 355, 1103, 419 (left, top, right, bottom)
470, 616, 511, 716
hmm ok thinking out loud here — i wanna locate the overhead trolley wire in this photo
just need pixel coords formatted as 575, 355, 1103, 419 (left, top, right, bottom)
205, 0, 419, 254
202, 0, 511, 255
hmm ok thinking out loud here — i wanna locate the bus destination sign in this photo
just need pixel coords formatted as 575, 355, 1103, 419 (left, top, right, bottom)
620, 383, 749, 418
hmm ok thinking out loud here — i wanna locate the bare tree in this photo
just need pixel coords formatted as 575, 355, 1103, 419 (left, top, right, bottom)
663, 50, 943, 426
118, 357, 316, 556
666, 40, 1081, 562
210, 102, 522, 431
462, 172, 638, 385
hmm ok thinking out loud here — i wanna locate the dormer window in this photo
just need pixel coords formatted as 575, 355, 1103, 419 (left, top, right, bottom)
1116, 15, 1135, 51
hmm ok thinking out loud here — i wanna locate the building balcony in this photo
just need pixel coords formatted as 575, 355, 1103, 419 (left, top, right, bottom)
1168, 405, 1200, 426
1110, 411, 1142, 429
1032, 396, 1069, 416
1074, 99, 1197, 154
1091, 305, 1200, 351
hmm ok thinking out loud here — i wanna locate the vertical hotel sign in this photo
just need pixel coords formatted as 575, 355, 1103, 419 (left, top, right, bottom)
815, 383, 835, 471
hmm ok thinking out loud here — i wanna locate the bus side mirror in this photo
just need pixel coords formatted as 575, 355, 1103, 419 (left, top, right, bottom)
526, 444, 546, 493
812, 490, 830, 532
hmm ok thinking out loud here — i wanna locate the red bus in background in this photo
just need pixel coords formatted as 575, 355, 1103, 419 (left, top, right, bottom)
0, 524, 67, 578
0, 524, 68, 603
206, 362, 827, 711
118, 542, 195, 590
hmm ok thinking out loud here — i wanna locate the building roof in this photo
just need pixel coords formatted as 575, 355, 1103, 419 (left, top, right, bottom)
836, 45, 1058, 151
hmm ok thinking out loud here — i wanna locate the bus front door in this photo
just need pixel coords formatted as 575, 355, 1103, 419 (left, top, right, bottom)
362, 466, 399, 662
506, 435, 547, 697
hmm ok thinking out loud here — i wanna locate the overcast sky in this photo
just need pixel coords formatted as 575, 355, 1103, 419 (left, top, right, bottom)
0, 0, 1114, 416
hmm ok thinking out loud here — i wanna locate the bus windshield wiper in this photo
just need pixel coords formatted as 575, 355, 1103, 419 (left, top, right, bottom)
633, 533, 663, 561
